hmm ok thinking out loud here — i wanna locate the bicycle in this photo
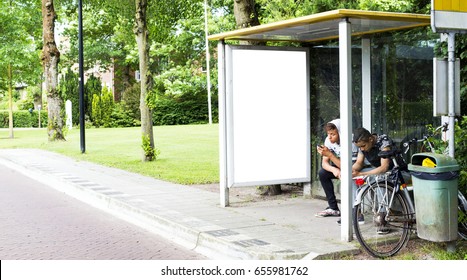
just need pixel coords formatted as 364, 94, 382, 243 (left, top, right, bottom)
352, 123, 467, 258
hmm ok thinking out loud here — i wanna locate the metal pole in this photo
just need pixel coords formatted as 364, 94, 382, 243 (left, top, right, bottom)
204, 0, 212, 125
218, 40, 228, 207
339, 19, 353, 242
78, 0, 85, 153
447, 32, 455, 159
447, 32, 456, 254
362, 38, 372, 130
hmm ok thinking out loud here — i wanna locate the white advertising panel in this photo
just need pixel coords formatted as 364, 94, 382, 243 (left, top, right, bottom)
225, 46, 310, 187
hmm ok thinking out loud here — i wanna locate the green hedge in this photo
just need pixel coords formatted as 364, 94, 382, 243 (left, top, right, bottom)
152, 97, 218, 126
0, 110, 47, 128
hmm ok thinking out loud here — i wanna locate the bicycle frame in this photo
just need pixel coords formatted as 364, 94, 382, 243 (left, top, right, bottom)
354, 174, 415, 224
352, 156, 416, 257
354, 157, 416, 219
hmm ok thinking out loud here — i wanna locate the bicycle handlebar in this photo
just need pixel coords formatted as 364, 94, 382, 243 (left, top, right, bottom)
402, 138, 423, 154
438, 122, 449, 133
400, 122, 449, 155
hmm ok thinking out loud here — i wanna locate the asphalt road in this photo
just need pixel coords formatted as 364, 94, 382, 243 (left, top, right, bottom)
0, 165, 206, 260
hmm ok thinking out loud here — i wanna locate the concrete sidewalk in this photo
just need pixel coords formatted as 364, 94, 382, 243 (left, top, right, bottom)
0, 148, 359, 260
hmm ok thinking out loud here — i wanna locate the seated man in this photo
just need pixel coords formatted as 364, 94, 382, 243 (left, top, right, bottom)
315, 119, 357, 217
351, 127, 396, 233
352, 127, 395, 177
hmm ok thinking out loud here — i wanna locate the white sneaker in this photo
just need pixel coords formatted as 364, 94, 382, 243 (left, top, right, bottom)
315, 208, 340, 217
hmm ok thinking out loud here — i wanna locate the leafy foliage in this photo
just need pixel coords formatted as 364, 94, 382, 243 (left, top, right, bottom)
1, 0, 466, 135
84, 75, 102, 122
359, 0, 413, 12
147, 65, 218, 125
17, 86, 42, 111
0, 0, 42, 92
455, 117, 467, 194
109, 102, 138, 127
141, 133, 160, 161
0, 110, 47, 128
91, 86, 114, 127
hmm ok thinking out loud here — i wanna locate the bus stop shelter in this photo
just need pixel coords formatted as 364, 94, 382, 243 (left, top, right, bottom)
208, 9, 430, 242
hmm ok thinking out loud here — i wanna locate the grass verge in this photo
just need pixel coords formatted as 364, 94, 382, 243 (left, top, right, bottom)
328, 238, 467, 260
0, 124, 219, 185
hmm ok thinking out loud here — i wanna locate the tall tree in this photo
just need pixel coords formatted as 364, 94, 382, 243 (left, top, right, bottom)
42, 0, 65, 141
1, 0, 42, 138
233, 0, 260, 29
134, 0, 154, 161
80, 0, 198, 161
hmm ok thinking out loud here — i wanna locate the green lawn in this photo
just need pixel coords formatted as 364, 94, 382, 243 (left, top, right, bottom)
0, 124, 219, 185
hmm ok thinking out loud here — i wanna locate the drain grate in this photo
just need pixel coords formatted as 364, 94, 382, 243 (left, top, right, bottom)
205, 229, 239, 237
233, 239, 270, 247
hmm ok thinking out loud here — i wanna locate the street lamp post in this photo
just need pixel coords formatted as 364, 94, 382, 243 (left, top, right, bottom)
204, 0, 212, 125
38, 105, 41, 128
78, 0, 85, 153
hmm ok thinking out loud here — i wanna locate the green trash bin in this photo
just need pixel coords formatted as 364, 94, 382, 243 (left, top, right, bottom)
408, 153, 459, 242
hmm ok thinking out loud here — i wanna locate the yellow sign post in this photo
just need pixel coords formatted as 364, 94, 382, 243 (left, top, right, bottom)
431, 8, 463, 257
431, 0, 467, 32
431, 0, 464, 173
433, 0, 467, 12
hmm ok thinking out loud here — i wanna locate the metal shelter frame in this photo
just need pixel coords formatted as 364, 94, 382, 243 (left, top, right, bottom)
209, 9, 430, 242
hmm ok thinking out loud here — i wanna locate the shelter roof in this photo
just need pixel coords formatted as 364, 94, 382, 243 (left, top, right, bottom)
208, 9, 430, 43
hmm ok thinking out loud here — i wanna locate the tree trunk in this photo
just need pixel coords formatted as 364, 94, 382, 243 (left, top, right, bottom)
8, 63, 13, 139
134, 0, 155, 161
41, 0, 64, 141
233, 0, 260, 29
257, 185, 282, 196
112, 60, 131, 102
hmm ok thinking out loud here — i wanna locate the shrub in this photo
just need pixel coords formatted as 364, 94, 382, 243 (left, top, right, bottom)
0, 110, 47, 128
91, 86, 115, 128
455, 116, 467, 194
109, 102, 138, 127
91, 94, 103, 127
147, 65, 218, 126
84, 75, 102, 122
100, 86, 114, 127
141, 134, 160, 161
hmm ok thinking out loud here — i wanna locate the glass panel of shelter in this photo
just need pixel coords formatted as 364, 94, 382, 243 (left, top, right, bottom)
308, 29, 440, 192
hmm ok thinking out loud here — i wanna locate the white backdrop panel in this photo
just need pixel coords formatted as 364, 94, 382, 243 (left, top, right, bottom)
226, 46, 310, 187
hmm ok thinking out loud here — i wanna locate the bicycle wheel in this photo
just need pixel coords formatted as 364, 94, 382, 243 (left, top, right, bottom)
353, 181, 413, 258
458, 191, 467, 240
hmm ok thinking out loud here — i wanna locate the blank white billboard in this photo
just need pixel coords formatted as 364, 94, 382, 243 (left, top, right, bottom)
225, 45, 310, 187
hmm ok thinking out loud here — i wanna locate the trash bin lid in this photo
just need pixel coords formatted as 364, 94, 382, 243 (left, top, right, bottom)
408, 152, 460, 173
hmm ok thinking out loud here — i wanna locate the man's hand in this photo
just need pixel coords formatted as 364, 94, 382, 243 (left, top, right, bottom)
317, 145, 332, 157
332, 169, 341, 179
352, 169, 360, 177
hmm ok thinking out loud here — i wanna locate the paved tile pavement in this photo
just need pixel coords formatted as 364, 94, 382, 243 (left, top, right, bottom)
0, 148, 359, 259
